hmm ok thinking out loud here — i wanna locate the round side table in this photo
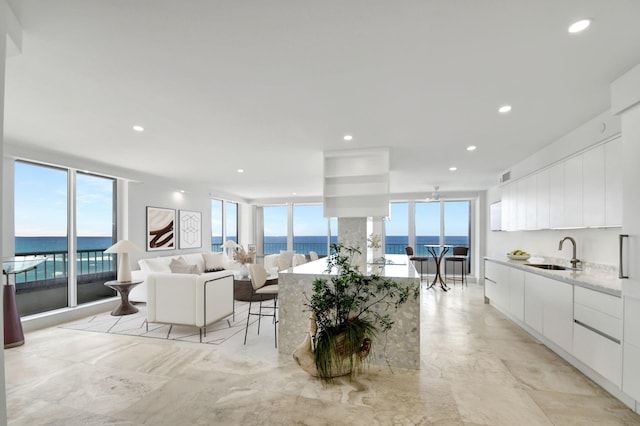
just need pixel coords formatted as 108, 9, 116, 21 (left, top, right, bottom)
104, 280, 142, 316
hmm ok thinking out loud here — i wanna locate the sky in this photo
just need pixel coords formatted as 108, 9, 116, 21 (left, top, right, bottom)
15, 162, 114, 236
16, 162, 469, 238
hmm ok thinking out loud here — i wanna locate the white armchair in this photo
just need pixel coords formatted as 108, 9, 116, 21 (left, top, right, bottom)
145, 270, 234, 341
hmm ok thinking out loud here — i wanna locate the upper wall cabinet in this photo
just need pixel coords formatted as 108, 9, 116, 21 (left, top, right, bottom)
501, 136, 622, 231
605, 137, 622, 226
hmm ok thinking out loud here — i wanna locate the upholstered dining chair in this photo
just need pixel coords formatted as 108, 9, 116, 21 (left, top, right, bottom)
444, 246, 469, 286
244, 264, 279, 347
309, 251, 319, 261
405, 246, 429, 281
276, 255, 290, 271
291, 253, 307, 267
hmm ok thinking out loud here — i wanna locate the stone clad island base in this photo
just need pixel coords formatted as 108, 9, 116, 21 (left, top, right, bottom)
278, 254, 421, 371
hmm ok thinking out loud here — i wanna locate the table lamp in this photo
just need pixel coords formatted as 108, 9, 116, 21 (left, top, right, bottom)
221, 240, 238, 261
104, 240, 143, 283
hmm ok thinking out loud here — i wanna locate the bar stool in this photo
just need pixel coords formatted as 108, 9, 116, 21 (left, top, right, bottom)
405, 246, 429, 281
444, 246, 468, 286
244, 264, 279, 347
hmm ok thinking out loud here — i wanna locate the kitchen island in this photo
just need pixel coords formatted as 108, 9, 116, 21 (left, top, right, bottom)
278, 254, 421, 370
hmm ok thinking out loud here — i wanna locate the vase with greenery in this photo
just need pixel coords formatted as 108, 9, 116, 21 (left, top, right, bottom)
296, 243, 419, 381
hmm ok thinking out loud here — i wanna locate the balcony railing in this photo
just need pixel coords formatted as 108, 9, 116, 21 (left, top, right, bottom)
12, 249, 116, 289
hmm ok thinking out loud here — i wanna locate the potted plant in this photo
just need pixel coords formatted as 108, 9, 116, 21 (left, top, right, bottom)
294, 243, 419, 381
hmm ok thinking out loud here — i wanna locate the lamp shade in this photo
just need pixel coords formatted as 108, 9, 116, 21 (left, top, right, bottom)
105, 239, 143, 254
104, 240, 143, 283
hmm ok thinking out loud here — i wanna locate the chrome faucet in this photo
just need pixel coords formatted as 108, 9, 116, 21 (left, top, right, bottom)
559, 236, 580, 269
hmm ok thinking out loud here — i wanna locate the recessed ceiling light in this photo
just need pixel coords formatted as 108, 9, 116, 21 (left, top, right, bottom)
292, 192, 297, 196
343, 135, 353, 141
237, 169, 244, 173
568, 19, 590, 34
133, 125, 144, 132
467, 145, 477, 151
449, 166, 457, 172
498, 105, 512, 114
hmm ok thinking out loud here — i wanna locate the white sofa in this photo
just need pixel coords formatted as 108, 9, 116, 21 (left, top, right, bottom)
130, 251, 237, 303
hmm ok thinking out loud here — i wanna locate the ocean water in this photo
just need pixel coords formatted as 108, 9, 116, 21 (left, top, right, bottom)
15, 236, 114, 254
13, 236, 115, 283
212, 235, 469, 257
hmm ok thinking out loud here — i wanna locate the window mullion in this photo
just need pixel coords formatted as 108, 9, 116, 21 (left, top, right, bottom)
67, 169, 78, 308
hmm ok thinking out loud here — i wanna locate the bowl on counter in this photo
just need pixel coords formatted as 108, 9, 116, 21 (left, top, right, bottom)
507, 254, 530, 261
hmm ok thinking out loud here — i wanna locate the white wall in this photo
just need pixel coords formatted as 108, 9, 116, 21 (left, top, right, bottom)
127, 181, 214, 267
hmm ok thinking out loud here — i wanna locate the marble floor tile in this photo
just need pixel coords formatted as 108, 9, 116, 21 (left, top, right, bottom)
6, 283, 640, 425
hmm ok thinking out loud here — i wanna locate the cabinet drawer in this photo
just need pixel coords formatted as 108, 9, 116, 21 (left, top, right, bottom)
574, 286, 621, 319
574, 303, 622, 341
573, 322, 621, 386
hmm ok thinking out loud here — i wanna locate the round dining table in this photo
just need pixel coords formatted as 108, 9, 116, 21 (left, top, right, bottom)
423, 245, 452, 291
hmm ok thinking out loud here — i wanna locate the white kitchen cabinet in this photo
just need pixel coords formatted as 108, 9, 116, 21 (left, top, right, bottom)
573, 286, 622, 386
574, 323, 622, 386
549, 162, 565, 229
615, 81, 640, 403
623, 297, 640, 399
501, 184, 511, 231
542, 277, 574, 353
582, 144, 606, 227
517, 179, 527, 231
605, 136, 623, 226
524, 272, 573, 352
564, 155, 583, 228
484, 261, 507, 308
536, 168, 550, 229
525, 175, 537, 230
508, 268, 525, 321
508, 182, 518, 232
524, 273, 544, 334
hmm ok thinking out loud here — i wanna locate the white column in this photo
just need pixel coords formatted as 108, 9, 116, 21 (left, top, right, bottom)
1, 0, 21, 421
337, 217, 367, 270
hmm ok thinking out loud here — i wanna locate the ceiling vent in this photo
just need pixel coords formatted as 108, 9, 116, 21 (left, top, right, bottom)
500, 171, 511, 183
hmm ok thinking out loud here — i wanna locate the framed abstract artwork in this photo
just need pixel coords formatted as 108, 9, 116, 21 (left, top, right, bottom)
147, 207, 175, 251
179, 210, 202, 249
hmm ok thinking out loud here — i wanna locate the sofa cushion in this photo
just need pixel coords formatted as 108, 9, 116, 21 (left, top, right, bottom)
202, 252, 226, 271
181, 253, 206, 274
169, 263, 199, 274
139, 257, 172, 273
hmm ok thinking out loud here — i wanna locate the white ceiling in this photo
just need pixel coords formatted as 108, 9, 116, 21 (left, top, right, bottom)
5, 1, 640, 202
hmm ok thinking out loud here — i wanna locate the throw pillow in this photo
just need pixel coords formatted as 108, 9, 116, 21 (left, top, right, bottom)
169, 263, 199, 274
204, 267, 226, 273
202, 252, 226, 271
170, 257, 187, 267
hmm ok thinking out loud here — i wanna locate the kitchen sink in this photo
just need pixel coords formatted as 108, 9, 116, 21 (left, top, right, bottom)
525, 264, 568, 270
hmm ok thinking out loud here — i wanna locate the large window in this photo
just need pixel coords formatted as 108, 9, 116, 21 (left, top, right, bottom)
211, 199, 223, 250
415, 202, 441, 256
226, 201, 238, 243
385, 202, 409, 254
76, 172, 117, 304
263, 205, 288, 254
293, 204, 329, 256
14, 161, 117, 316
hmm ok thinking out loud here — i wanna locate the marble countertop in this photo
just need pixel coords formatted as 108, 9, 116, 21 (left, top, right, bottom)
281, 254, 419, 280
485, 257, 622, 297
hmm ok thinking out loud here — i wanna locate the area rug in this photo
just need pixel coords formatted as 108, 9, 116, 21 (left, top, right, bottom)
60, 301, 264, 345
